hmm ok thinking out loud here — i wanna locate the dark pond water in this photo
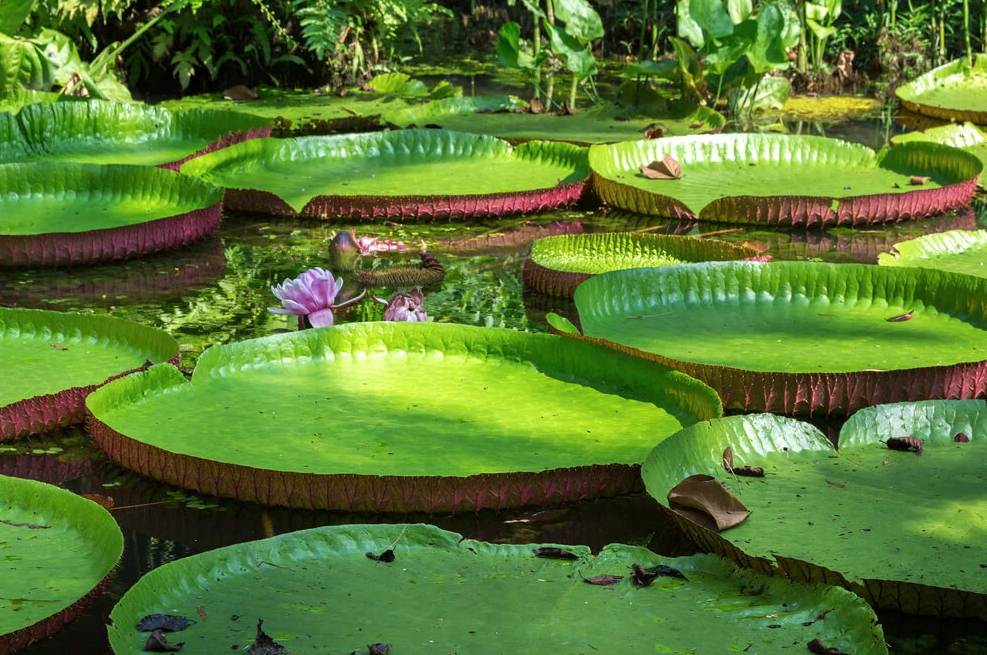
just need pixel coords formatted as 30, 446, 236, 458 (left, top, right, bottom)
2, 116, 986, 654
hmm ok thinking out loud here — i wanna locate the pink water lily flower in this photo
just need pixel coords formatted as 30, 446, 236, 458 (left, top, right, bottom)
375, 288, 427, 322
269, 268, 362, 328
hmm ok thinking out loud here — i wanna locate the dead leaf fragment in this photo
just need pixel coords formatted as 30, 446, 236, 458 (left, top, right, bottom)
143, 629, 184, 652
80, 493, 115, 509
529, 97, 545, 114
640, 154, 682, 180
886, 436, 923, 455
48, 342, 67, 351
196, 605, 208, 622
533, 547, 579, 560
631, 563, 688, 586
248, 619, 291, 655
667, 474, 750, 532
732, 466, 765, 477
223, 84, 258, 101
136, 614, 192, 632
954, 433, 970, 443
368, 644, 391, 655
560, 101, 577, 115
886, 310, 914, 322
909, 175, 931, 185
722, 447, 734, 471
807, 638, 848, 655
366, 549, 395, 563
641, 123, 665, 139
583, 574, 623, 586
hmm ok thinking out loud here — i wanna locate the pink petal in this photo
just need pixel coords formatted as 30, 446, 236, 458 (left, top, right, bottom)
307, 308, 335, 328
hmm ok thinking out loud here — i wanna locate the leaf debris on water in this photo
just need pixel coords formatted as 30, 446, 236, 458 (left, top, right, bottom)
48, 342, 67, 351
583, 574, 623, 586
0, 519, 50, 529
368, 644, 391, 655
909, 175, 931, 185
366, 549, 395, 563
631, 563, 688, 586
136, 614, 192, 633
807, 638, 848, 654
886, 310, 914, 322
533, 547, 579, 560
196, 605, 208, 622
248, 619, 291, 655
886, 436, 923, 455
639, 154, 682, 180
142, 629, 184, 652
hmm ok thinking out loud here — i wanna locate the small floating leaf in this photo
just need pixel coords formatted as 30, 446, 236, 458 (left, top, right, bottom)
667, 474, 750, 532
886, 436, 924, 454
143, 629, 184, 652
641, 123, 665, 139
640, 154, 682, 180
583, 574, 623, 586
366, 549, 395, 563
136, 614, 192, 632
954, 432, 971, 442
533, 547, 579, 560
886, 310, 914, 322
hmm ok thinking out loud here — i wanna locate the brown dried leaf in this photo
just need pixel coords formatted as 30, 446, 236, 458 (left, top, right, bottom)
196, 605, 208, 622
886, 436, 923, 454
560, 100, 577, 115
641, 122, 665, 139
731, 466, 765, 477
954, 432, 971, 442
886, 310, 914, 322
368, 644, 391, 655
722, 447, 734, 471
136, 614, 192, 632
640, 154, 682, 180
583, 574, 623, 586
143, 630, 184, 652
366, 549, 395, 563
223, 85, 258, 101
48, 342, 67, 350
529, 97, 545, 114
667, 474, 750, 532
909, 175, 931, 185
807, 638, 848, 655
533, 547, 579, 560
80, 493, 115, 509
248, 619, 290, 655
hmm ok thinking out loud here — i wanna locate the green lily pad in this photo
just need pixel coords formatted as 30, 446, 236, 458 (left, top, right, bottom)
0, 474, 123, 653
879, 229, 987, 277
569, 261, 987, 415
0, 162, 224, 267
523, 233, 762, 298
179, 130, 590, 220
107, 523, 888, 655
641, 405, 987, 619
588, 134, 982, 226
384, 98, 725, 145
895, 55, 987, 124
0, 90, 63, 114
0, 308, 179, 441
892, 122, 987, 188
86, 322, 721, 512
0, 100, 272, 169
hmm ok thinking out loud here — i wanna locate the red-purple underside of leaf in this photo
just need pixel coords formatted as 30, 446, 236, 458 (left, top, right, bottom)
0, 564, 117, 655
656, 503, 987, 620
591, 173, 978, 227
157, 126, 273, 171
522, 258, 592, 299
0, 455, 91, 485
0, 203, 222, 268
87, 417, 643, 513
0, 355, 179, 442
221, 182, 588, 220
898, 98, 987, 126
563, 333, 987, 416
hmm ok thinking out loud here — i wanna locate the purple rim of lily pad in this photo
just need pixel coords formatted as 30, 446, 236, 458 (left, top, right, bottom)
555, 332, 987, 417
0, 202, 222, 268
0, 566, 117, 655
0, 356, 179, 442
157, 126, 273, 171
87, 415, 642, 514
591, 173, 979, 227
0, 454, 91, 485
898, 97, 987, 126
221, 181, 588, 220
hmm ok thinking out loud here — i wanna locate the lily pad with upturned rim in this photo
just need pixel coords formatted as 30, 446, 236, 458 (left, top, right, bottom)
86, 322, 721, 513
0, 474, 123, 654
0, 100, 273, 169
641, 406, 987, 619
566, 261, 987, 415
179, 130, 590, 220
891, 122, 987, 188
588, 134, 982, 227
0, 308, 179, 441
106, 523, 887, 655
879, 229, 987, 278
895, 55, 987, 124
523, 232, 763, 298
0, 163, 224, 267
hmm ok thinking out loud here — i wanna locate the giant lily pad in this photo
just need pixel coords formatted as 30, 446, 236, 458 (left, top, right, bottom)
0, 474, 123, 654
384, 98, 725, 144
107, 523, 887, 655
86, 322, 721, 513
641, 405, 987, 619
895, 55, 987, 124
0, 100, 272, 169
879, 229, 987, 278
565, 261, 987, 415
0, 163, 224, 267
589, 134, 982, 226
0, 308, 179, 441
180, 130, 590, 220
523, 233, 763, 298
892, 122, 987, 188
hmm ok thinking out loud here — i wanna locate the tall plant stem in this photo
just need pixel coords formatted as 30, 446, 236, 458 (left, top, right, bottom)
533, 4, 542, 99
568, 74, 578, 107
797, 1, 808, 73
963, 0, 972, 61
639, 0, 651, 59
890, 0, 897, 30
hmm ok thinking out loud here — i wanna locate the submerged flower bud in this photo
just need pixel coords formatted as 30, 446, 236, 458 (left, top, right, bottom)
268, 268, 344, 328
378, 288, 427, 322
